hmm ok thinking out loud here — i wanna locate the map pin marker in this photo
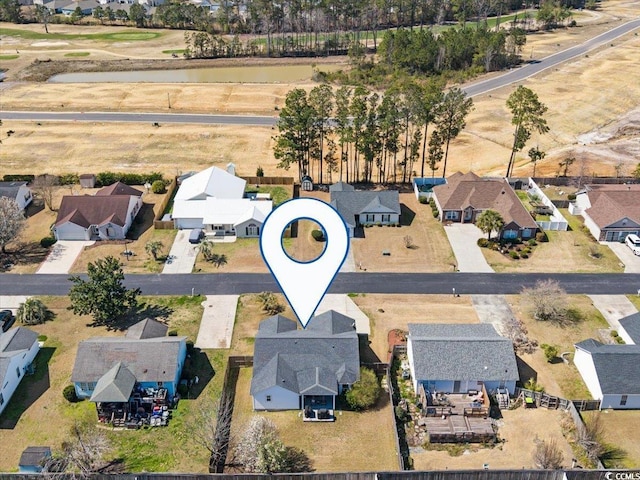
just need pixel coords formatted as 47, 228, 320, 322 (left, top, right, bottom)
260, 197, 349, 329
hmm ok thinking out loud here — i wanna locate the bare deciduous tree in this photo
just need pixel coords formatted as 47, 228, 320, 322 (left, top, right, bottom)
533, 438, 564, 469
33, 174, 60, 211
503, 316, 538, 354
577, 412, 606, 465
522, 279, 568, 323
0, 197, 26, 254
44, 423, 111, 477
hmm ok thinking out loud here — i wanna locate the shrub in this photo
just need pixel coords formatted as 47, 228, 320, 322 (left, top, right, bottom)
527, 239, 537, 246
477, 238, 489, 248
541, 343, 559, 362
509, 250, 520, 259
536, 232, 549, 242
346, 367, 381, 410
59, 173, 79, 185
37, 334, 48, 342
567, 193, 576, 201
521, 253, 529, 258
419, 196, 429, 204
40, 235, 57, 248
151, 179, 166, 194
311, 229, 324, 241
256, 166, 264, 177
95, 171, 164, 187
63, 384, 79, 402
17, 298, 50, 325
168, 329, 178, 336
2, 174, 34, 182
524, 377, 545, 393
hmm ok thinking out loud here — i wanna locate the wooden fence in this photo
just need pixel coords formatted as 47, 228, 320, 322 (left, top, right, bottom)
153, 177, 177, 230
242, 176, 295, 185
513, 387, 600, 412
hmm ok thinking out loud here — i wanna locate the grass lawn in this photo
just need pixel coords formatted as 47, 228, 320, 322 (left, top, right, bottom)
245, 184, 292, 207
582, 410, 640, 469
0, 54, 19, 60
194, 238, 268, 273
64, 52, 91, 57
0, 295, 225, 473
483, 210, 623, 273
507, 294, 608, 399
231, 367, 398, 472
627, 295, 640, 310
0, 27, 161, 41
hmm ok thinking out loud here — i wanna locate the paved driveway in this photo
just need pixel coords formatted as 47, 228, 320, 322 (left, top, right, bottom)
37, 240, 94, 274
163, 230, 199, 274
0, 295, 28, 314
472, 295, 515, 337
195, 295, 238, 349
444, 224, 494, 273
588, 295, 638, 331
604, 242, 640, 273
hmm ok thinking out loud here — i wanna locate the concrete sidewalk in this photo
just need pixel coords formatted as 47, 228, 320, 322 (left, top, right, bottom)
444, 224, 494, 273
195, 295, 238, 349
163, 230, 199, 274
37, 240, 94, 274
588, 295, 638, 331
0, 295, 29, 313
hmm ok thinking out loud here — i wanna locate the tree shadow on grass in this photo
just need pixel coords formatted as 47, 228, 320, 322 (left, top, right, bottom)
180, 348, 215, 400
87, 302, 174, 331
601, 444, 628, 468
0, 346, 55, 429
0, 242, 50, 271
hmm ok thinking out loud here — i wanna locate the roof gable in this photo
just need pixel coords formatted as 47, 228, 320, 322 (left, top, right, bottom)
55, 195, 134, 228
126, 318, 168, 339
620, 313, 640, 344
90, 362, 136, 402
0, 181, 28, 200
330, 186, 401, 226
584, 185, 640, 229
96, 182, 143, 197
174, 166, 246, 201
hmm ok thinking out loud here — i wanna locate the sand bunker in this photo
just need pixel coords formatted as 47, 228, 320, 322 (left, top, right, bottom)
31, 41, 70, 47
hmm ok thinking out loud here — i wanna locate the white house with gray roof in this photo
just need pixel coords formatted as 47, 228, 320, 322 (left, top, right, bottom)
619, 312, 640, 346
329, 182, 401, 237
250, 311, 360, 412
407, 324, 519, 396
0, 181, 32, 211
0, 327, 40, 416
574, 338, 640, 409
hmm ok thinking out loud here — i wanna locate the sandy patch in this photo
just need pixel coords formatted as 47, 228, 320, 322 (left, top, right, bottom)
31, 41, 70, 47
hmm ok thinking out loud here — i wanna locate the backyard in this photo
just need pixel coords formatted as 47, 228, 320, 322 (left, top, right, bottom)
0, 295, 225, 473
582, 410, 640, 469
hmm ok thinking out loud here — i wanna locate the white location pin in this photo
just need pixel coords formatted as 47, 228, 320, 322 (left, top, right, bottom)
260, 197, 349, 329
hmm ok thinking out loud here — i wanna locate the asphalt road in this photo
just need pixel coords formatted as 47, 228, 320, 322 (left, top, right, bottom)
1, 272, 637, 296
2, 18, 639, 126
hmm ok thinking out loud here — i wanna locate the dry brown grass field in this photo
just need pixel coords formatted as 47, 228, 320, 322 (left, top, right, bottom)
1, 0, 639, 180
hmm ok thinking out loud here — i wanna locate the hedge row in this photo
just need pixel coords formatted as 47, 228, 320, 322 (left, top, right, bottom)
2, 172, 166, 186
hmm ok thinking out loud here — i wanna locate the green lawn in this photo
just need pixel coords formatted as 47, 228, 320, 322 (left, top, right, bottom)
64, 51, 91, 57
0, 54, 19, 60
0, 27, 161, 41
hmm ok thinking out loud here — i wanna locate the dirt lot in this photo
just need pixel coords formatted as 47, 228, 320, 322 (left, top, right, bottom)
0, 295, 217, 473
411, 408, 575, 470
507, 294, 608, 399
582, 410, 640, 469
1, 1, 640, 180
231, 366, 398, 473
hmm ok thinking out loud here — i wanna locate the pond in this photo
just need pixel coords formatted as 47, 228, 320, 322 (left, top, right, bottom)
48, 63, 342, 84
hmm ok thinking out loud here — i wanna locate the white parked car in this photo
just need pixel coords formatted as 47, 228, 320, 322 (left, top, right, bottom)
625, 234, 640, 255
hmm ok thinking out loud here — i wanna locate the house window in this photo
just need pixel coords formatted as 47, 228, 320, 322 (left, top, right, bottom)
266, 395, 271, 402
365, 214, 375, 223
382, 214, 390, 223
445, 211, 458, 220
621, 395, 628, 406
79, 382, 96, 392
16, 367, 20, 378
503, 229, 517, 239
106, 227, 115, 237
522, 229, 531, 238
246, 224, 259, 236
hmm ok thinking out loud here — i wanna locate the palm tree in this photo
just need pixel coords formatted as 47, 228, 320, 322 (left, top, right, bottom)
476, 209, 505, 240
145, 240, 164, 261
17, 298, 49, 325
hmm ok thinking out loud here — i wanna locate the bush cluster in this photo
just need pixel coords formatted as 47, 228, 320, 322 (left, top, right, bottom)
40, 236, 57, 248
96, 171, 165, 187
59, 173, 80, 185
311, 229, 324, 241
63, 384, 79, 403
151, 179, 166, 194
2, 174, 34, 182
540, 343, 559, 362
428, 198, 439, 218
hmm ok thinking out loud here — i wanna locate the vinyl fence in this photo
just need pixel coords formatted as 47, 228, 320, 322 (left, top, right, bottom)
526, 178, 568, 231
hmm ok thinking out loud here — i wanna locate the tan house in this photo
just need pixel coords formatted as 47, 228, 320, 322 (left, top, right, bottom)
572, 184, 640, 242
432, 172, 538, 240
53, 182, 143, 241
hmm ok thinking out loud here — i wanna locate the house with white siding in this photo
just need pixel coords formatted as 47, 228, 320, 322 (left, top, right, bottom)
171, 166, 272, 238
0, 182, 33, 211
53, 182, 143, 241
0, 327, 40, 416
250, 311, 360, 416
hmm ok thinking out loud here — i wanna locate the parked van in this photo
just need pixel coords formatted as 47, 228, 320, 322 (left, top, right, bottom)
625, 234, 640, 255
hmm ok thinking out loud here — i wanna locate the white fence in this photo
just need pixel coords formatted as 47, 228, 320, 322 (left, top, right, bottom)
527, 178, 569, 231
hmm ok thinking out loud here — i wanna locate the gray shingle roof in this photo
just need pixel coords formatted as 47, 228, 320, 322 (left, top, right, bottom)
329, 184, 400, 228
90, 362, 136, 402
19, 447, 51, 468
575, 339, 640, 394
0, 181, 27, 200
71, 336, 185, 384
126, 318, 168, 340
408, 324, 519, 383
0, 327, 39, 402
251, 311, 360, 396
619, 312, 640, 344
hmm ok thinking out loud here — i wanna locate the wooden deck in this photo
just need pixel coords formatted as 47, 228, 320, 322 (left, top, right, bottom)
420, 394, 495, 443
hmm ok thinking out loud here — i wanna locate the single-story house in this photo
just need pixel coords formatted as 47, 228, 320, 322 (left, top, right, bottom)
0, 327, 40, 416
572, 184, 640, 242
329, 182, 401, 237
619, 312, 640, 346
18, 446, 52, 473
172, 166, 272, 237
53, 182, 143, 241
71, 319, 186, 418
574, 338, 640, 409
407, 323, 519, 396
60, 0, 99, 15
251, 311, 360, 413
432, 172, 538, 240
0, 181, 33, 211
